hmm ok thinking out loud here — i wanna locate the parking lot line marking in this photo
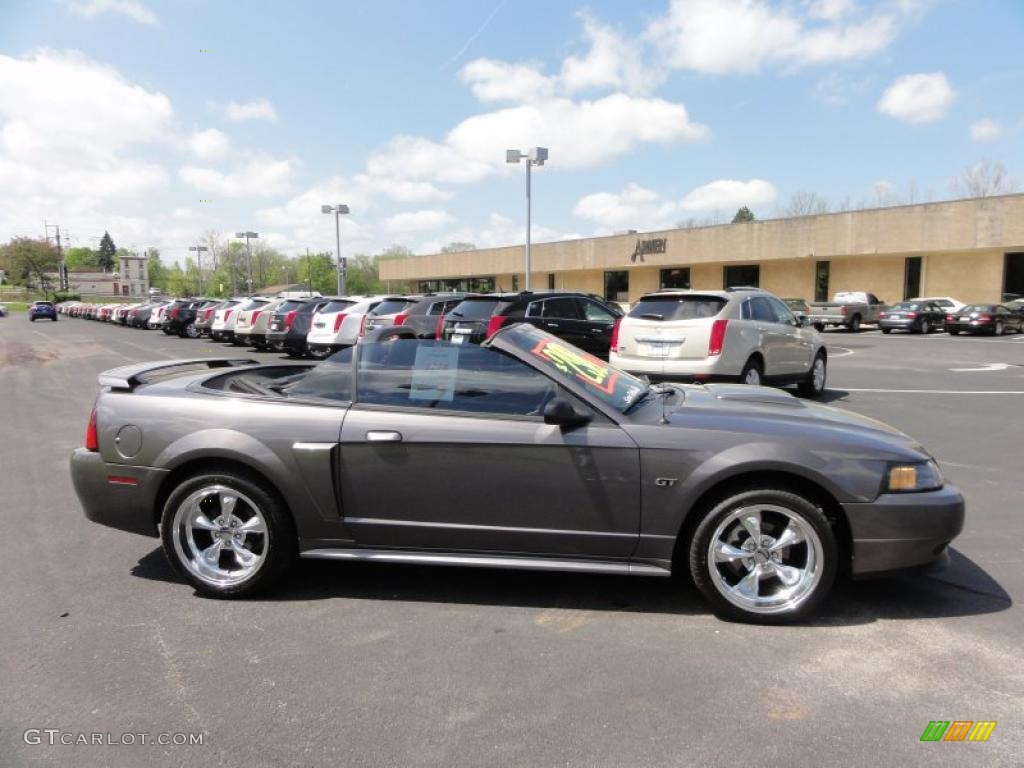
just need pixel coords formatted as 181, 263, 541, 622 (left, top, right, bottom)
949, 363, 1010, 372
842, 388, 1024, 394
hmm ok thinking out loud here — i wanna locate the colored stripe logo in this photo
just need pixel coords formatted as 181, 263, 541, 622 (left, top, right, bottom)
921, 721, 996, 742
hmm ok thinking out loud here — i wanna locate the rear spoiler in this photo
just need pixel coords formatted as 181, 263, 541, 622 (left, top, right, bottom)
98, 358, 259, 391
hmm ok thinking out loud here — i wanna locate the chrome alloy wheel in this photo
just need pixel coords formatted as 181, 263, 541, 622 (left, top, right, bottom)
707, 504, 824, 615
171, 486, 268, 587
744, 366, 762, 385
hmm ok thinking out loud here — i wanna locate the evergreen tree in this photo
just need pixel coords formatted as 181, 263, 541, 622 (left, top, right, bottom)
97, 231, 116, 272
732, 206, 755, 223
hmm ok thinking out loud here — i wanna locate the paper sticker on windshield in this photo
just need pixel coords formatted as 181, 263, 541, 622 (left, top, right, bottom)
530, 339, 618, 394
410, 346, 458, 402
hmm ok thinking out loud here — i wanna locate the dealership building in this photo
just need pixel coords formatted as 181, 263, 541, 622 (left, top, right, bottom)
379, 194, 1024, 306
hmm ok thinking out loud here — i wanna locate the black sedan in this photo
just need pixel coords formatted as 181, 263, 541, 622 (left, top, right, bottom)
878, 301, 947, 334
945, 304, 1024, 336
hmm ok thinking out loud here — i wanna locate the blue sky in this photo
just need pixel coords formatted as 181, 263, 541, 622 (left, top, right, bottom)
1, 0, 1022, 265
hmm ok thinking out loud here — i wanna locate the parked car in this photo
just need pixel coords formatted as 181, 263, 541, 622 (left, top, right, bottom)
130, 301, 168, 329
1004, 298, 1024, 317
361, 295, 426, 338
266, 297, 333, 357
70, 322, 964, 624
782, 298, 809, 315
363, 293, 470, 339
305, 295, 384, 359
161, 299, 201, 336
610, 288, 828, 396
908, 296, 965, 314
209, 298, 249, 342
438, 291, 624, 357
28, 301, 57, 321
807, 291, 886, 332
192, 300, 229, 336
0, 303, 7, 317
945, 304, 1024, 336
232, 297, 278, 348
878, 301, 947, 334
148, 300, 174, 329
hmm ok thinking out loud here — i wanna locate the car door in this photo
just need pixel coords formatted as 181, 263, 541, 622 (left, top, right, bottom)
337, 340, 641, 558
578, 298, 619, 356
765, 296, 813, 374
746, 297, 788, 376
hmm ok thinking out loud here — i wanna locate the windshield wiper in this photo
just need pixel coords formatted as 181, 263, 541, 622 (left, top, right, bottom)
639, 313, 664, 320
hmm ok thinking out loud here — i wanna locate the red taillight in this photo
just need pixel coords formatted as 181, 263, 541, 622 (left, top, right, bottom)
610, 318, 622, 352
169, 307, 179, 319
203, 308, 214, 321
435, 314, 446, 339
394, 313, 408, 326
946, 314, 954, 322
334, 313, 348, 332
709, 319, 728, 356
284, 310, 297, 329
85, 408, 98, 451
905, 311, 917, 319
485, 315, 509, 338
359, 314, 369, 336
978, 315, 992, 322
224, 309, 233, 321
879, 311, 887, 318
840, 305, 848, 316
251, 311, 262, 324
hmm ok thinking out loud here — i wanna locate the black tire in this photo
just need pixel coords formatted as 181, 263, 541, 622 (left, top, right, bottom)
797, 353, 827, 398
307, 345, 330, 360
160, 470, 296, 598
184, 323, 201, 339
813, 323, 825, 333
949, 329, 960, 336
688, 487, 838, 624
847, 315, 861, 333
881, 328, 891, 334
52, 317, 58, 322
917, 320, 930, 334
29, 317, 34, 322
740, 357, 763, 386
993, 322, 1004, 336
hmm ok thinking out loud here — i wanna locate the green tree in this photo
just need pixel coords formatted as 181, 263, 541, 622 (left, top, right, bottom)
97, 231, 116, 272
440, 241, 476, 253
64, 246, 99, 271
732, 206, 755, 223
146, 248, 170, 292
0, 237, 61, 294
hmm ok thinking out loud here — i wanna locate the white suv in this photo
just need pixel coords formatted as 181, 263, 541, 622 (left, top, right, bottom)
610, 288, 828, 396
305, 295, 385, 358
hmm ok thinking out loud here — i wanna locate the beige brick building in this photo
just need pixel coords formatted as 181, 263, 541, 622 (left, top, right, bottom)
379, 194, 1024, 305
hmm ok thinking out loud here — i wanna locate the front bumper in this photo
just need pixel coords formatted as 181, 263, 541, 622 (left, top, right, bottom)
845, 484, 965, 576
69, 449, 167, 538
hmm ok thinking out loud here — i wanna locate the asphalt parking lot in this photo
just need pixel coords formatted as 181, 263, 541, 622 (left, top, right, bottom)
2, 318, 1022, 767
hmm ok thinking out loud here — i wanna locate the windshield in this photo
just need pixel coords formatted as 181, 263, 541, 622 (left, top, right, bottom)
629, 295, 726, 321
891, 302, 921, 310
371, 299, 418, 316
495, 324, 646, 413
320, 299, 356, 314
447, 298, 501, 321
961, 305, 995, 313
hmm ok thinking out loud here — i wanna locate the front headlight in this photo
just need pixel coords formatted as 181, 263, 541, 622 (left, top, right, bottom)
886, 460, 944, 493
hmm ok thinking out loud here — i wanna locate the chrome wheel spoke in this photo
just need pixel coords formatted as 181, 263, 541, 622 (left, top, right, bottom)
220, 494, 238, 518
192, 513, 219, 532
739, 512, 761, 543
734, 566, 763, 599
200, 541, 224, 569
228, 539, 259, 568
768, 524, 804, 552
774, 564, 802, 587
713, 541, 750, 563
239, 516, 266, 536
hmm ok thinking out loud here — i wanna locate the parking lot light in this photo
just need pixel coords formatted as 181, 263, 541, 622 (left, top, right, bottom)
321, 204, 350, 296
506, 148, 548, 292
234, 232, 258, 295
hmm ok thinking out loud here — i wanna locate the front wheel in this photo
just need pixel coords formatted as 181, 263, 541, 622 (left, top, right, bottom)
797, 353, 827, 398
160, 471, 296, 598
994, 322, 1004, 336
881, 328, 891, 334
688, 488, 838, 624
918, 320, 930, 334
949, 329, 960, 336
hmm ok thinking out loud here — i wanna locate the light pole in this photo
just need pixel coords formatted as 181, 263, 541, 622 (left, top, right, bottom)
321, 204, 350, 296
234, 232, 258, 295
506, 147, 548, 291
188, 244, 208, 295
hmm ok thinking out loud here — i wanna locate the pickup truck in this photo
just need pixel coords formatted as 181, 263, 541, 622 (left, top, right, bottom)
807, 291, 886, 332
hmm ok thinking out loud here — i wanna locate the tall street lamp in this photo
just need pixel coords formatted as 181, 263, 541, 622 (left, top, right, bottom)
234, 232, 258, 295
321, 204, 350, 296
506, 147, 548, 292
188, 244, 208, 295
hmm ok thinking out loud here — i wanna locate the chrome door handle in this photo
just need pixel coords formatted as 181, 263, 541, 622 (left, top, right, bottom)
545, 322, 560, 328
366, 431, 403, 443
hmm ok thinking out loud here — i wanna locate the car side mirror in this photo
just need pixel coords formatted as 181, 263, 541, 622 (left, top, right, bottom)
797, 314, 810, 327
543, 397, 591, 428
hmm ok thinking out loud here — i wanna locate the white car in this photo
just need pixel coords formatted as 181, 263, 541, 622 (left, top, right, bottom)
306, 295, 385, 359
209, 298, 248, 342
610, 288, 828, 396
234, 297, 284, 349
148, 300, 175, 329
908, 296, 965, 313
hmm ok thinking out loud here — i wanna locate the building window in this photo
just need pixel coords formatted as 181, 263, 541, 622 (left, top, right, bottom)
512, 274, 519, 291
548, 273, 555, 290
604, 270, 629, 302
417, 276, 495, 293
1004, 253, 1024, 300
659, 267, 691, 289
723, 264, 760, 289
903, 256, 922, 300
814, 261, 830, 303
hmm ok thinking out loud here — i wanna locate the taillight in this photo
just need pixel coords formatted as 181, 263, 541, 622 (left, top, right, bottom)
905, 311, 917, 319
609, 317, 622, 352
359, 314, 368, 336
251, 311, 262, 324
224, 309, 233, 321
204, 308, 214, 321
879, 311, 887, 318
334, 313, 348, 332
708, 319, 728, 356
840, 305, 848, 316
394, 313, 408, 326
284, 310, 297, 329
946, 314, 954, 322
169, 307, 179, 319
485, 315, 509, 338
85, 408, 98, 452
978, 315, 992, 322
435, 314, 446, 339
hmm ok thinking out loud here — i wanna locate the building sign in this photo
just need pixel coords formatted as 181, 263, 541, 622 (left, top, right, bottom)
630, 237, 667, 263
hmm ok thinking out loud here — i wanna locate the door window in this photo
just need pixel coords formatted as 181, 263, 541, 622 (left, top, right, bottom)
357, 340, 556, 416
581, 300, 615, 322
766, 297, 797, 325
748, 296, 775, 322
541, 297, 583, 319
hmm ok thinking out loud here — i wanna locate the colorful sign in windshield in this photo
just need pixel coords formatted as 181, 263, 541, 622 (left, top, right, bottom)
530, 338, 618, 395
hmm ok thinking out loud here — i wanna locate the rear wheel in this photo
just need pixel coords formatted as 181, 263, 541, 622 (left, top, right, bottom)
688, 488, 838, 624
881, 328, 891, 334
994, 322, 1004, 336
160, 471, 296, 598
307, 345, 329, 360
949, 329, 960, 336
797, 353, 827, 398
847, 315, 862, 333
184, 322, 201, 339
918, 320, 930, 335
740, 358, 763, 386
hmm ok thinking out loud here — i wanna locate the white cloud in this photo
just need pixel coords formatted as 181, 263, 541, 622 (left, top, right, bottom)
560, 13, 658, 95
255, 176, 372, 250
969, 118, 1002, 142
680, 178, 776, 211
877, 72, 955, 123
352, 174, 451, 202
188, 128, 230, 160
66, 0, 157, 25
381, 209, 455, 233
416, 213, 578, 254
171, 207, 193, 220
179, 155, 295, 197
807, 0, 859, 22
648, 0, 901, 75
225, 98, 278, 122
458, 59, 556, 103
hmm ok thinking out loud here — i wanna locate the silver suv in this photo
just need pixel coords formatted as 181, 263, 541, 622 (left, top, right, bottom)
610, 288, 827, 396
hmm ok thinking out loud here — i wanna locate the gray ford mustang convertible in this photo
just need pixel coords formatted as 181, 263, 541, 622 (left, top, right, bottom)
71, 323, 964, 623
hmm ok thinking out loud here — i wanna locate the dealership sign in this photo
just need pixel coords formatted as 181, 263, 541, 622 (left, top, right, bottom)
630, 238, 667, 263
